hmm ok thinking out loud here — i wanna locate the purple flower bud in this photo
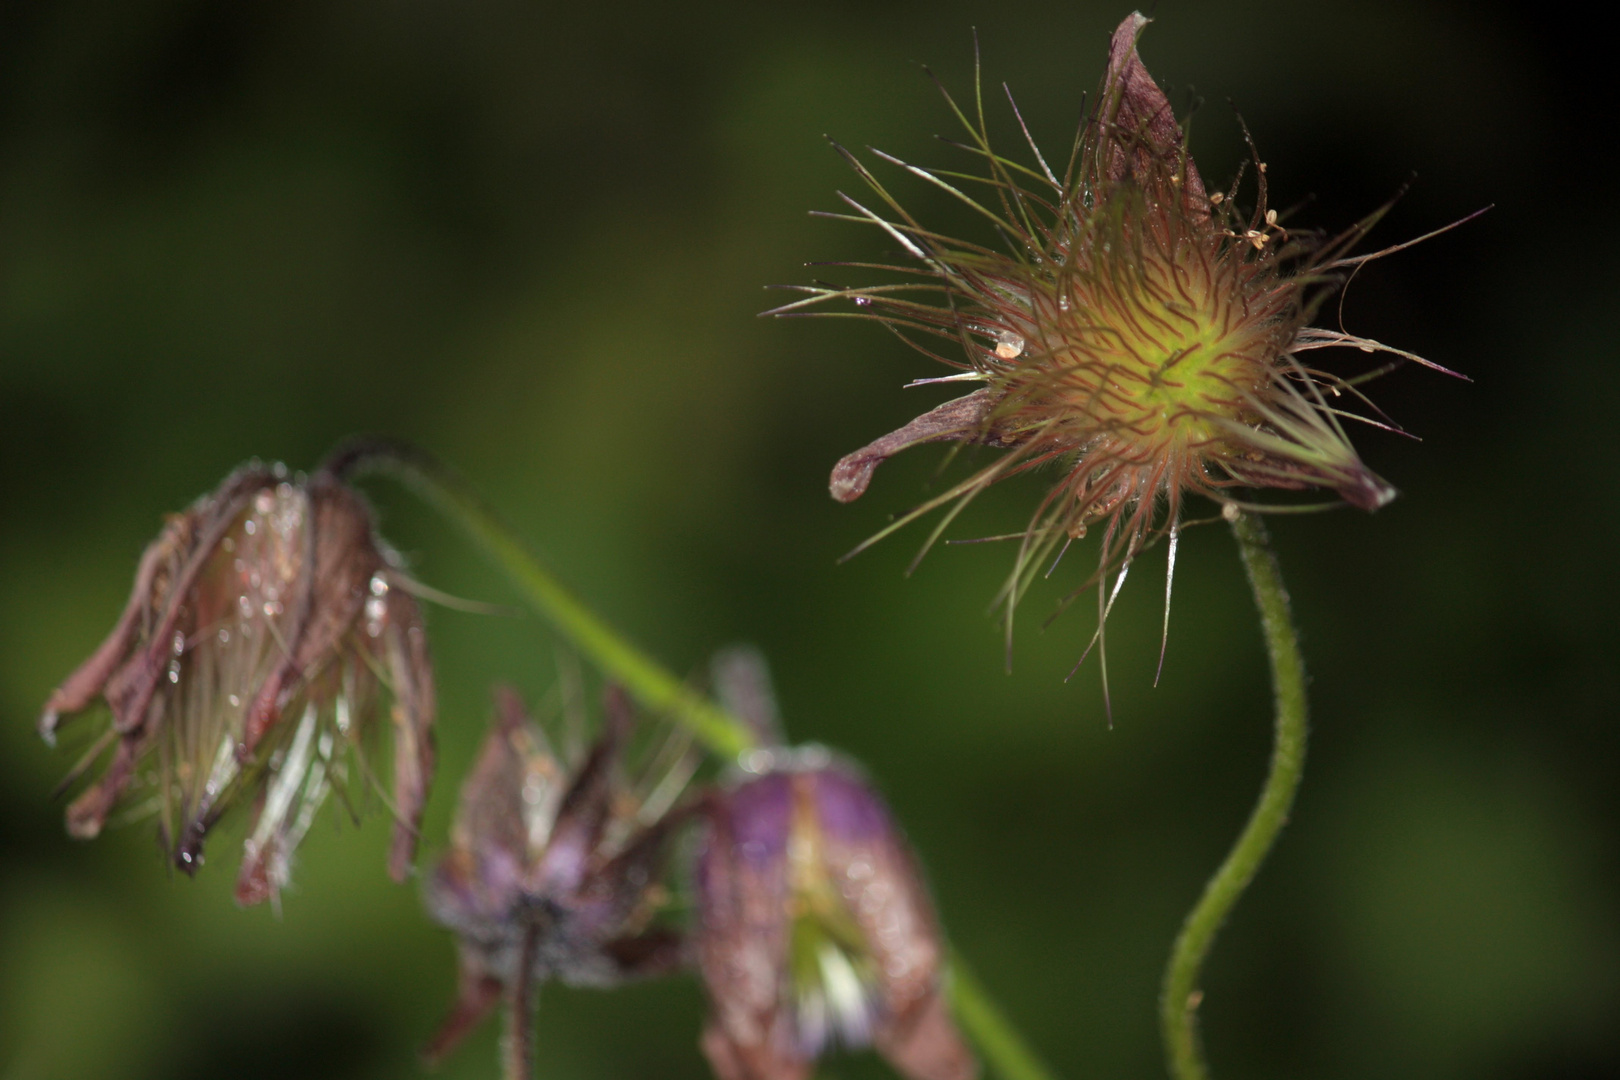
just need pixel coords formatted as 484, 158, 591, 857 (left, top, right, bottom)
39, 463, 436, 908
696, 757, 976, 1080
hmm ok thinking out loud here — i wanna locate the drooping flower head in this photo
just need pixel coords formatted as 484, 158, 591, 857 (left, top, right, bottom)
39, 462, 436, 908
423, 684, 697, 1065
695, 749, 976, 1080
779, 13, 1463, 670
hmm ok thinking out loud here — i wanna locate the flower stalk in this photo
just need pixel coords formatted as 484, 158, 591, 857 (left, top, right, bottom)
324, 438, 1057, 1080
324, 439, 752, 760
1159, 510, 1307, 1080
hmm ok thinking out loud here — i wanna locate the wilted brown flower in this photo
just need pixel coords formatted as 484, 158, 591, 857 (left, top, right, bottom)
423, 685, 697, 1066
695, 752, 975, 1080
779, 12, 1463, 665
39, 462, 435, 908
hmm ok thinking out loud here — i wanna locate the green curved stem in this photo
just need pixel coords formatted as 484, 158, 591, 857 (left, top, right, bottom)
949, 950, 1057, 1080
327, 438, 753, 758
1159, 511, 1308, 1080
326, 438, 1058, 1080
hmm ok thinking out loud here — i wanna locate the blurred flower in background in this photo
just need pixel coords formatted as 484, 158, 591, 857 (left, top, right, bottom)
696, 750, 975, 1080
39, 463, 435, 909
424, 684, 696, 1065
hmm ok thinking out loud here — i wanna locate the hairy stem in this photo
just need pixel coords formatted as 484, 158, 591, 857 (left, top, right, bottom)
325, 438, 1057, 1080
1159, 511, 1308, 1080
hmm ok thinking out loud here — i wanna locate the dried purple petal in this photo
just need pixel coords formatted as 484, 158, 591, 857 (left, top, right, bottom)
423, 685, 694, 1065
40, 463, 436, 908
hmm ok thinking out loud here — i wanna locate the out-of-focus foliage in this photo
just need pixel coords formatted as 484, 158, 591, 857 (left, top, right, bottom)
1, 2, 1614, 1079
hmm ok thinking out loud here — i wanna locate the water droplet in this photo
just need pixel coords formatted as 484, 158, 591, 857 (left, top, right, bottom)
243, 519, 257, 536
739, 748, 776, 775
368, 573, 389, 597
217, 628, 231, 644
229, 694, 242, 708
172, 631, 186, 656
994, 330, 1025, 360
854, 296, 872, 307
167, 661, 181, 684
271, 461, 289, 480
1059, 295, 1071, 312
794, 744, 832, 770
254, 491, 275, 515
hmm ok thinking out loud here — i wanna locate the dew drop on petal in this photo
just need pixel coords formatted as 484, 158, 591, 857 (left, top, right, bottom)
994, 330, 1025, 360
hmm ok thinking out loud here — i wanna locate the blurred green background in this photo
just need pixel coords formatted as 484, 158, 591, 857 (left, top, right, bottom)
2, 1, 1615, 1078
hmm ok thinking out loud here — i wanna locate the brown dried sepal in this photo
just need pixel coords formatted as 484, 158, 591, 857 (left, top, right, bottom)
1096, 12, 1210, 222
40, 462, 438, 907
830, 389, 1021, 503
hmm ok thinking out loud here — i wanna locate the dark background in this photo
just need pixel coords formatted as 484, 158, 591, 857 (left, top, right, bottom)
2, 2, 1615, 1078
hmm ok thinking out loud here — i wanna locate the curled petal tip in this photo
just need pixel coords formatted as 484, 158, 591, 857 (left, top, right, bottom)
830, 452, 879, 503
1340, 471, 1398, 512
64, 799, 106, 840
829, 390, 1004, 505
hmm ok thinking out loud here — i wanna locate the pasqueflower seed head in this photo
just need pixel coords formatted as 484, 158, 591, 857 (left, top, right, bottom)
39, 462, 436, 908
776, 12, 1464, 671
